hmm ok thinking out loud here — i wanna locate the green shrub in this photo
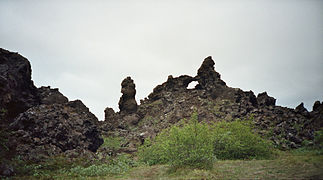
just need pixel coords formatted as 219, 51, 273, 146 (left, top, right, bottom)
212, 120, 273, 160
314, 129, 323, 148
138, 112, 216, 170
101, 136, 125, 150
139, 113, 273, 169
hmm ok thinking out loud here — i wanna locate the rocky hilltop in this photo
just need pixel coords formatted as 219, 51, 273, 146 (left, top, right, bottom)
0, 48, 322, 176
0, 48, 103, 175
102, 56, 323, 150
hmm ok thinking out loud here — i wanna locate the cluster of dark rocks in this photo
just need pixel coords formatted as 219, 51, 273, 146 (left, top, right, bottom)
0, 48, 103, 176
0, 47, 322, 176
102, 56, 323, 151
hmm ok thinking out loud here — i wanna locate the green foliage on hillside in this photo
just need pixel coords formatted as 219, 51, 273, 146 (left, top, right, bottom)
138, 112, 274, 169
138, 112, 215, 169
212, 120, 273, 160
314, 129, 323, 149
101, 136, 125, 151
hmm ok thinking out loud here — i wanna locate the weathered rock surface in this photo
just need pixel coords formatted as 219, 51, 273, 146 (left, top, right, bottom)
257, 92, 276, 107
0, 48, 40, 122
118, 77, 138, 114
38, 86, 69, 105
9, 99, 103, 161
0, 49, 103, 171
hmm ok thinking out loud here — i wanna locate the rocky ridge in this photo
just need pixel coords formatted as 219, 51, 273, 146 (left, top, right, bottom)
0, 48, 322, 176
103, 56, 323, 150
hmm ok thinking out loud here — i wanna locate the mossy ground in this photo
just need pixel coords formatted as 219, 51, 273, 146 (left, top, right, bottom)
5, 149, 323, 180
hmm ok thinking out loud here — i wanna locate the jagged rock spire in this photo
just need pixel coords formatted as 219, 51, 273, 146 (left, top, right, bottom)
118, 76, 138, 113
196, 56, 226, 90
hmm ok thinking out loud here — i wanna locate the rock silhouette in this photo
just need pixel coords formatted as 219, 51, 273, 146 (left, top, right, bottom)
0, 48, 40, 122
118, 77, 138, 114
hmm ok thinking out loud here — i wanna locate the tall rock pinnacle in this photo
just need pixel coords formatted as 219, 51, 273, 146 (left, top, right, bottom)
195, 56, 226, 96
118, 77, 138, 113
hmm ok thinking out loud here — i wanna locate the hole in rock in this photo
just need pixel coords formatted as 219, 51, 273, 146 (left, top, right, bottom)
187, 81, 199, 89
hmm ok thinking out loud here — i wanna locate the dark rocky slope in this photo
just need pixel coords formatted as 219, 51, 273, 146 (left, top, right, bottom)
0, 48, 40, 122
102, 56, 322, 150
0, 48, 103, 175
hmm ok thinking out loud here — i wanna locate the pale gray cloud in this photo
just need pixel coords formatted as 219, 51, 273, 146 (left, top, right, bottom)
1, 0, 322, 120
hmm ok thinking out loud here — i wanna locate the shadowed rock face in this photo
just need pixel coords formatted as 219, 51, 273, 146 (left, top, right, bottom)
38, 86, 68, 105
9, 99, 103, 161
118, 77, 138, 114
0, 48, 103, 165
0, 48, 40, 122
196, 56, 226, 90
257, 92, 276, 107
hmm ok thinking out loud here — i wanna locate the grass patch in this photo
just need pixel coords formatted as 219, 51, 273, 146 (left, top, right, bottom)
8, 153, 137, 179
123, 150, 323, 180
6, 149, 323, 179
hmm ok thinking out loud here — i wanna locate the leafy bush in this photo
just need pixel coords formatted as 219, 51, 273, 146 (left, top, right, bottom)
138, 112, 216, 170
139, 113, 273, 169
212, 120, 273, 160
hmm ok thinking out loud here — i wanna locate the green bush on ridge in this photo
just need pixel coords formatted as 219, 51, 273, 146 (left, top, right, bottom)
138, 112, 215, 169
212, 120, 273, 160
138, 112, 274, 169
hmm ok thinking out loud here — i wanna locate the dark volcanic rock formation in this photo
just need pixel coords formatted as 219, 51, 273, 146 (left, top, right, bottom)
38, 86, 69, 105
103, 56, 323, 150
196, 56, 226, 89
9, 99, 103, 161
118, 77, 138, 114
0, 48, 103, 167
0, 48, 40, 122
257, 92, 276, 107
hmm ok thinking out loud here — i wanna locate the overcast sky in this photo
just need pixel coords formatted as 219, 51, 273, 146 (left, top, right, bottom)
1, 0, 322, 120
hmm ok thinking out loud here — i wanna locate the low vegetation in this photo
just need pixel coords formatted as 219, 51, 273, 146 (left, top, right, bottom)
6, 149, 322, 179
3, 113, 323, 179
212, 119, 273, 160
138, 112, 215, 169
138, 112, 273, 169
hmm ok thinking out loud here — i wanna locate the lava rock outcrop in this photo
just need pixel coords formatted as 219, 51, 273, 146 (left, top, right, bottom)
118, 77, 138, 114
0, 48, 103, 165
9, 99, 103, 161
0, 48, 40, 122
103, 56, 323, 150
